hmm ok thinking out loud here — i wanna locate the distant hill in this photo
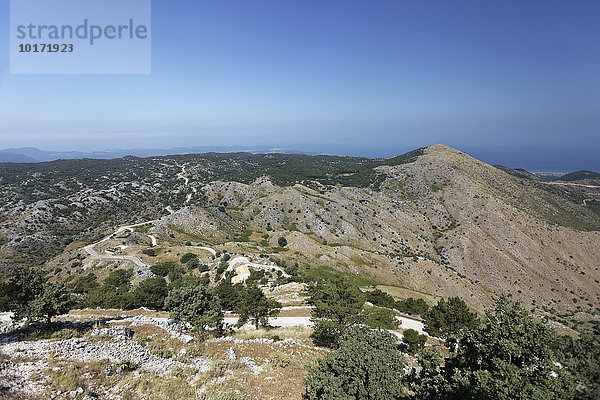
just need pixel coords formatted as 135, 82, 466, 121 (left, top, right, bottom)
0, 146, 316, 163
0, 152, 36, 163
494, 165, 540, 181
557, 170, 600, 182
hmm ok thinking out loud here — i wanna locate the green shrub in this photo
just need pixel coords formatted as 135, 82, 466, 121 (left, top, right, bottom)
304, 326, 405, 399
103, 269, 133, 290
365, 288, 395, 308
395, 297, 430, 316
150, 261, 178, 277
212, 391, 242, 400
402, 329, 427, 354
362, 306, 399, 330
269, 351, 292, 368
164, 283, 223, 331
180, 253, 198, 264
142, 248, 161, 257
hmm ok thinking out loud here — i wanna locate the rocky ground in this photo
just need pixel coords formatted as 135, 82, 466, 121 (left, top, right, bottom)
0, 307, 327, 400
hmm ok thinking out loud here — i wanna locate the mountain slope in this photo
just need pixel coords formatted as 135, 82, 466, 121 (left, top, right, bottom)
0, 145, 598, 325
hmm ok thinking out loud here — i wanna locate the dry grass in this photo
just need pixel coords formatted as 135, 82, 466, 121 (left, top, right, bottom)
116, 369, 200, 400
44, 355, 202, 399
67, 308, 170, 319
233, 327, 313, 344
45, 357, 111, 394
199, 334, 327, 399
276, 308, 312, 317
128, 323, 191, 358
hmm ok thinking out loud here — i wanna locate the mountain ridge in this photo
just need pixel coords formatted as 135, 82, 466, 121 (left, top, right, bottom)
0, 144, 598, 327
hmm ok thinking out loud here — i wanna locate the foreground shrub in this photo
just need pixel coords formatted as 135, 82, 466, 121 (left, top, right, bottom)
164, 283, 223, 331
304, 326, 405, 400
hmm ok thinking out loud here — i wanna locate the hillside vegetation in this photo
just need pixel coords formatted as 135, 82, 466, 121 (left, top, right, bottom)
0, 145, 599, 326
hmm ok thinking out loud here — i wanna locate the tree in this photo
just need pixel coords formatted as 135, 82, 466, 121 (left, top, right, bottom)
103, 269, 133, 291
395, 297, 430, 316
214, 279, 241, 311
305, 277, 366, 348
411, 295, 574, 400
235, 284, 281, 329
365, 288, 395, 308
555, 327, 600, 399
180, 253, 198, 264
164, 283, 223, 331
362, 306, 399, 330
0, 282, 11, 312
0, 268, 73, 326
131, 277, 168, 310
1, 267, 45, 321
304, 326, 405, 400
71, 273, 99, 294
424, 297, 479, 339
402, 329, 427, 354
27, 282, 73, 326
278, 236, 288, 247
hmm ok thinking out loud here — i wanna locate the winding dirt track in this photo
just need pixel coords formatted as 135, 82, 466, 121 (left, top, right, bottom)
82, 165, 212, 268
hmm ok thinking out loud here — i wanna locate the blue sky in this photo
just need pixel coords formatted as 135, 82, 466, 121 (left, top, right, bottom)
0, 1, 598, 167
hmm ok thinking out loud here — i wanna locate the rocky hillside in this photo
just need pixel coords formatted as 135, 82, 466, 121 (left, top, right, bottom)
1, 145, 599, 324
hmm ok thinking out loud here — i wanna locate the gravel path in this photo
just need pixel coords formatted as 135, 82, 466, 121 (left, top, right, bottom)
224, 315, 427, 335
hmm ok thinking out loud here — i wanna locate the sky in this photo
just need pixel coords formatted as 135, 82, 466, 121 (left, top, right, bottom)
0, 0, 598, 168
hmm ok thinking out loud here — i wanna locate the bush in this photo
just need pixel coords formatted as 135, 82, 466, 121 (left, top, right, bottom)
269, 351, 292, 368
402, 329, 427, 354
212, 392, 242, 400
216, 260, 228, 278
150, 261, 178, 277
304, 326, 405, 399
164, 283, 223, 331
424, 297, 479, 339
180, 253, 198, 264
131, 277, 168, 310
362, 306, 399, 330
198, 264, 209, 273
278, 236, 288, 247
142, 248, 161, 257
395, 297, 430, 316
103, 269, 133, 291
70, 273, 98, 294
365, 288, 395, 308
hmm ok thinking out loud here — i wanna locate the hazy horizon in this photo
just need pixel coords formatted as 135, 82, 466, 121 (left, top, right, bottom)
1, 142, 598, 173
1, 1, 599, 158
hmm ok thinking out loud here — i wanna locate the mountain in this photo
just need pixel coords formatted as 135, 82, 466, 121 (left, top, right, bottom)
0, 146, 315, 163
0, 144, 599, 327
557, 170, 600, 182
0, 152, 36, 162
